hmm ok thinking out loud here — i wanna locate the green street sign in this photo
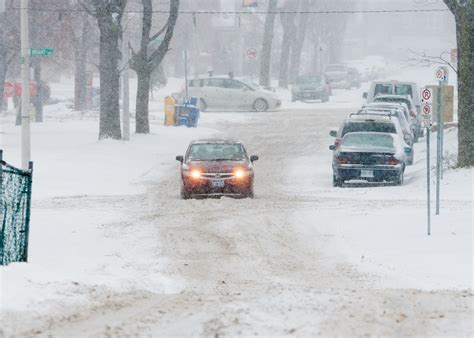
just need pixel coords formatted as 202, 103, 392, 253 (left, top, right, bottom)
29, 48, 54, 57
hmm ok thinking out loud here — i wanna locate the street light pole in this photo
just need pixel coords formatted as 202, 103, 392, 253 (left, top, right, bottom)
122, 12, 130, 141
21, 0, 31, 170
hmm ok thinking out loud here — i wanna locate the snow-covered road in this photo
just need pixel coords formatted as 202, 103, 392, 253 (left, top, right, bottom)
1, 105, 472, 336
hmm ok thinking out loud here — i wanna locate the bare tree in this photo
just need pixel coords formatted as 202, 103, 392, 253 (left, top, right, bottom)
289, 0, 309, 84
278, 0, 299, 88
81, 0, 127, 140
259, 0, 278, 87
129, 0, 179, 134
443, 0, 473, 167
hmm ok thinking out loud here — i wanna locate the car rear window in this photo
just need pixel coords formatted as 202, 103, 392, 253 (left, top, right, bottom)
374, 97, 412, 110
374, 84, 393, 96
394, 84, 413, 97
296, 76, 322, 85
342, 133, 395, 149
342, 121, 396, 136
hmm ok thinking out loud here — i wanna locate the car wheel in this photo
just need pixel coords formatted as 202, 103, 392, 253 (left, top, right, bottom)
395, 172, 404, 186
333, 174, 343, 187
198, 99, 207, 112
407, 151, 414, 166
244, 190, 254, 199
253, 98, 268, 112
181, 189, 191, 200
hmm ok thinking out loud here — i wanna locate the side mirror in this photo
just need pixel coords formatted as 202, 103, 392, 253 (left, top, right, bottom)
404, 147, 412, 154
329, 130, 337, 137
176, 155, 184, 163
250, 155, 259, 162
362, 92, 368, 99
329, 145, 336, 151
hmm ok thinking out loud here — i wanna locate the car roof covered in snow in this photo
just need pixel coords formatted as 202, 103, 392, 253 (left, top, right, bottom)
346, 114, 393, 123
189, 139, 241, 145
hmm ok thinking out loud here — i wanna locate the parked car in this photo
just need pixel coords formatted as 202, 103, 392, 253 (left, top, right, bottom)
176, 139, 259, 199
329, 114, 413, 165
330, 132, 410, 187
291, 74, 330, 102
363, 80, 421, 112
347, 67, 361, 88
372, 94, 423, 140
356, 106, 414, 146
363, 102, 418, 142
324, 64, 350, 89
183, 77, 281, 112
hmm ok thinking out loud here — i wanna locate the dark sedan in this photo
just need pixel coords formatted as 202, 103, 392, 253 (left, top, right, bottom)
330, 132, 410, 187
176, 139, 259, 199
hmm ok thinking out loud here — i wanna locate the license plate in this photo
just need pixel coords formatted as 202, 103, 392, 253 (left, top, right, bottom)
360, 169, 374, 178
211, 179, 225, 188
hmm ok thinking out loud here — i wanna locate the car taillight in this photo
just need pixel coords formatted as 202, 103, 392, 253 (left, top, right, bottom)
336, 156, 352, 164
410, 110, 417, 118
334, 139, 341, 148
384, 157, 400, 165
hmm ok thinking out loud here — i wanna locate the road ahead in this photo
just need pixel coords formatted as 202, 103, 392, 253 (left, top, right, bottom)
10, 107, 473, 337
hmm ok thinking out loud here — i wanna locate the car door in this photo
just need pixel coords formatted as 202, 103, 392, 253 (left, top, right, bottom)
225, 79, 252, 109
203, 78, 228, 108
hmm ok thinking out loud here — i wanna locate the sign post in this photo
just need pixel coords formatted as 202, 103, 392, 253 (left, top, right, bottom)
421, 87, 433, 236
20, 0, 30, 170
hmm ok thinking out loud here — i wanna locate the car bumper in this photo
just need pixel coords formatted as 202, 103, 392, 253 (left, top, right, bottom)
293, 90, 325, 99
333, 164, 403, 182
182, 176, 253, 196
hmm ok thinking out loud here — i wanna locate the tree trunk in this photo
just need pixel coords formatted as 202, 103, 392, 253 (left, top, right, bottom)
259, 0, 278, 87
98, 21, 122, 140
135, 69, 151, 134
278, 6, 298, 88
0, 49, 7, 112
289, 0, 309, 84
74, 15, 88, 112
33, 61, 43, 122
455, 7, 474, 167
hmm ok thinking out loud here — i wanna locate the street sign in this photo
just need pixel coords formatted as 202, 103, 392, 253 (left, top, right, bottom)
435, 66, 448, 83
421, 87, 433, 104
29, 48, 54, 57
3, 82, 15, 97
450, 48, 457, 63
242, 0, 257, 7
0, 0, 5, 13
246, 47, 258, 60
421, 103, 432, 127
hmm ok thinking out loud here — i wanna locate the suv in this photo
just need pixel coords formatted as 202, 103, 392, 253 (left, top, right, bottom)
291, 74, 330, 102
363, 81, 421, 112
329, 114, 413, 165
183, 77, 281, 112
324, 64, 350, 89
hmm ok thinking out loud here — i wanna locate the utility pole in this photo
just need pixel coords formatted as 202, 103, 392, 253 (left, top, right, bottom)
122, 12, 130, 141
21, 0, 30, 170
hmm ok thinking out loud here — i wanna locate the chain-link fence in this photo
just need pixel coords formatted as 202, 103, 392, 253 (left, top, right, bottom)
0, 150, 33, 266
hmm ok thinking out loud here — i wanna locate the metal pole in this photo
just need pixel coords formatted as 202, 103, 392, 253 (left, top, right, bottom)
435, 82, 441, 215
21, 0, 30, 170
122, 12, 130, 141
440, 85, 444, 180
184, 50, 188, 98
426, 127, 431, 236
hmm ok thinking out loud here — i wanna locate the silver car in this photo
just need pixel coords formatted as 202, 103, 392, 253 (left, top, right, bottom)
183, 77, 281, 112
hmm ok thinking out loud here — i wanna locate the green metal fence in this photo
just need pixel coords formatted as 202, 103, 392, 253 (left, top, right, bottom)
0, 150, 33, 266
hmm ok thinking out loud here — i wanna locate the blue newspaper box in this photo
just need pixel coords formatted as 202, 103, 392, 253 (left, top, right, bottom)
175, 97, 200, 128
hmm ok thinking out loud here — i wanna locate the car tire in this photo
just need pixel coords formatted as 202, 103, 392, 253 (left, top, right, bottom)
198, 99, 207, 112
333, 174, 343, 187
253, 98, 268, 112
244, 190, 254, 199
395, 172, 404, 186
181, 189, 191, 200
407, 151, 414, 166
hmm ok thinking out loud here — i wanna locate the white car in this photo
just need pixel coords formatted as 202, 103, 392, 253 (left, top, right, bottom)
183, 77, 281, 112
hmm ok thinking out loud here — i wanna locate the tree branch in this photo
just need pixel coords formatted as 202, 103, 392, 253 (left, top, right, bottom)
78, 0, 97, 18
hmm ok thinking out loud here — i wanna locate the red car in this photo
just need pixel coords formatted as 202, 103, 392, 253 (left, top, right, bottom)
176, 139, 259, 199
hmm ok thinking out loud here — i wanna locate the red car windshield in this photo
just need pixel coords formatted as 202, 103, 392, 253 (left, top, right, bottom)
188, 143, 246, 161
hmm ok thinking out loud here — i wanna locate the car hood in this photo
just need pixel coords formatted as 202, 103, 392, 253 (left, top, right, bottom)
186, 160, 250, 173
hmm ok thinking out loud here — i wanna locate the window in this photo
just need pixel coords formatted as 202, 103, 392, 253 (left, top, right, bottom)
223, 79, 245, 89
206, 78, 226, 88
374, 84, 393, 96
394, 84, 413, 97
187, 143, 246, 161
342, 122, 396, 136
342, 133, 395, 149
